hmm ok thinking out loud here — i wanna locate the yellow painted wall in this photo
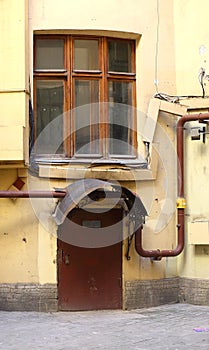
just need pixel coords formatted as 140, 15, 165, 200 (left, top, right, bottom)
0, 169, 60, 284
0, 0, 28, 161
2, 0, 209, 288
29, 0, 176, 111
178, 125, 209, 279
26, 0, 177, 285
174, 0, 209, 97
0, 170, 38, 283
174, 0, 209, 279
38, 219, 57, 284
0, 0, 177, 284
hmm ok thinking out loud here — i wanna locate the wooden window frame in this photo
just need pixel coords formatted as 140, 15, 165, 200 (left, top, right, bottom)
33, 35, 137, 160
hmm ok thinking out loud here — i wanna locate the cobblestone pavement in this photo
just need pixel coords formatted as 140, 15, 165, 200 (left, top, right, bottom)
0, 304, 209, 349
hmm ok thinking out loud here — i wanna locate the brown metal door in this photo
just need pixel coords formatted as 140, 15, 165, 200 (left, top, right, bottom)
57, 208, 122, 311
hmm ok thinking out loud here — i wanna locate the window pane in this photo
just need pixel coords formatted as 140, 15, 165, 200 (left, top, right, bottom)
74, 80, 99, 154
36, 80, 64, 154
108, 41, 132, 72
108, 81, 133, 155
74, 40, 99, 70
35, 39, 64, 70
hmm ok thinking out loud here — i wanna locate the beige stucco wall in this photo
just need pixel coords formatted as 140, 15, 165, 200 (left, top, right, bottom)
0, 0, 178, 285
174, 0, 209, 97
174, 0, 209, 279
25, 0, 176, 285
178, 124, 209, 279
1, 0, 209, 288
0, 170, 38, 283
29, 0, 176, 111
0, 169, 59, 284
0, 0, 28, 161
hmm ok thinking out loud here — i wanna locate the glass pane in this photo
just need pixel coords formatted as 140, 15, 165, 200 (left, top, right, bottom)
35, 39, 64, 70
74, 40, 99, 70
36, 80, 64, 154
108, 41, 132, 72
108, 81, 133, 155
74, 80, 99, 154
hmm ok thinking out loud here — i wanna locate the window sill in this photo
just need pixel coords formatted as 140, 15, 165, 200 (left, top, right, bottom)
35, 152, 158, 181
35, 156, 145, 166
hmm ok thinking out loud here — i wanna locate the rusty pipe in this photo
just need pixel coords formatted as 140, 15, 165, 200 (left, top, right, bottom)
0, 190, 125, 199
135, 209, 184, 259
135, 112, 209, 259
0, 191, 66, 198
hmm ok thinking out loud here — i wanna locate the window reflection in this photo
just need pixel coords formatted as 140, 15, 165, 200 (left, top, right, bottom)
74, 80, 100, 154
108, 81, 133, 155
35, 39, 64, 70
74, 40, 99, 70
36, 80, 64, 154
108, 41, 132, 73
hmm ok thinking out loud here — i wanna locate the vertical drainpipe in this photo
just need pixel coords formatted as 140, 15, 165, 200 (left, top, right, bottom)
135, 112, 209, 260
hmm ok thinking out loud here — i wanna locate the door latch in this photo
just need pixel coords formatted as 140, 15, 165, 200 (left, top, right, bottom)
65, 254, 70, 265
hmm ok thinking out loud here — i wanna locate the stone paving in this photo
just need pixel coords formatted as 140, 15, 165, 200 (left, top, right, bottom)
0, 304, 209, 349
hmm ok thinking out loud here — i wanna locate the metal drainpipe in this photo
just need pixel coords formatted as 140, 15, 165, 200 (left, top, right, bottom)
135, 112, 209, 260
0, 191, 66, 198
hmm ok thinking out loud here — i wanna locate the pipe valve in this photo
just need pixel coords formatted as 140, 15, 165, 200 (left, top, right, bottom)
176, 197, 186, 209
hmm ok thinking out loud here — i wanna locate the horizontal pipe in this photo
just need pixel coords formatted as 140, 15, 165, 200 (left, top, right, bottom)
0, 190, 122, 199
0, 191, 66, 198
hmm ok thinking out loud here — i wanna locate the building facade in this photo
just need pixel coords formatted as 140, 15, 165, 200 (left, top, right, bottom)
0, 0, 209, 311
